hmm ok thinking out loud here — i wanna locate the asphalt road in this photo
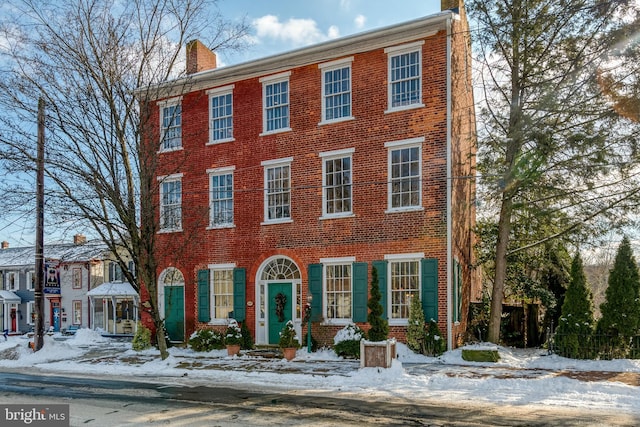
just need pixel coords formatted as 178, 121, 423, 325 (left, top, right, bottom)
0, 370, 638, 426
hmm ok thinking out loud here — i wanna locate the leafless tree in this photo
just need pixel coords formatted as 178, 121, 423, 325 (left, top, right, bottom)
0, 0, 249, 358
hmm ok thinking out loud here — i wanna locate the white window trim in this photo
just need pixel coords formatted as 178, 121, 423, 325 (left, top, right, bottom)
385, 138, 424, 213
6, 271, 17, 291
158, 96, 183, 153
384, 253, 424, 326
319, 57, 354, 125
207, 85, 235, 145
260, 71, 292, 136
384, 41, 425, 114
321, 257, 356, 325
261, 158, 293, 225
319, 148, 355, 220
157, 173, 183, 233
208, 263, 236, 325
207, 166, 235, 229
27, 301, 35, 325
26, 271, 35, 291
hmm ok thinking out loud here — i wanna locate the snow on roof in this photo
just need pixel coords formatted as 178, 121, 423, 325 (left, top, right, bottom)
87, 281, 138, 298
0, 240, 112, 268
0, 290, 21, 302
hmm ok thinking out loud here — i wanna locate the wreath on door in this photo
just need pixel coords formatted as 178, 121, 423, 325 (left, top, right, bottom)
275, 292, 287, 322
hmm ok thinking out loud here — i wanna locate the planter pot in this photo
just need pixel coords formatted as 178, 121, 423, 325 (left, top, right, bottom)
226, 344, 241, 356
282, 347, 297, 361
360, 339, 396, 368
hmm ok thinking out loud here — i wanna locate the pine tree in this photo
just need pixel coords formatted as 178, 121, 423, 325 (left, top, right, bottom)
407, 294, 425, 353
367, 266, 388, 341
555, 252, 594, 358
598, 237, 640, 338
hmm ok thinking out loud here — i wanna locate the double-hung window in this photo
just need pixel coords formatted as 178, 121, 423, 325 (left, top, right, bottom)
386, 254, 422, 321
6, 271, 17, 290
210, 265, 235, 321
262, 158, 292, 223
386, 137, 423, 211
159, 97, 182, 151
27, 301, 35, 325
322, 258, 354, 322
261, 72, 291, 134
319, 57, 353, 123
73, 300, 82, 325
320, 148, 354, 218
208, 166, 234, 228
158, 174, 183, 231
208, 85, 234, 143
27, 271, 35, 291
385, 41, 424, 112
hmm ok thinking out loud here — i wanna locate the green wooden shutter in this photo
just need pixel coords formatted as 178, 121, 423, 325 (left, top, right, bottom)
422, 258, 438, 322
197, 269, 210, 322
352, 262, 368, 323
233, 268, 246, 321
372, 261, 388, 320
308, 264, 323, 321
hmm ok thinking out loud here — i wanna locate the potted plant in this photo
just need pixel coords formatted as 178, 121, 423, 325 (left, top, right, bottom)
279, 320, 300, 361
361, 266, 395, 368
225, 319, 242, 356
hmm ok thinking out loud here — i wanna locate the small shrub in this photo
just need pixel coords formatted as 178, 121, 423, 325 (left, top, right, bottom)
303, 330, 319, 352
424, 320, 446, 356
188, 328, 225, 352
132, 322, 152, 351
333, 324, 364, 358
461, 348, 500, 362
279, 320, 300, 348
240, 320, 254, 350
224, 319, 242, 346
407, 294, 426, 353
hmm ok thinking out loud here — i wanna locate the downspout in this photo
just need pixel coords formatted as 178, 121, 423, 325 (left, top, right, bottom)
446, 14, 453, 351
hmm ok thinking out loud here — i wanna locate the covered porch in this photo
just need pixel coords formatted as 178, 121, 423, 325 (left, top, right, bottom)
87, 281, 139, 336
0, 290, 21, 334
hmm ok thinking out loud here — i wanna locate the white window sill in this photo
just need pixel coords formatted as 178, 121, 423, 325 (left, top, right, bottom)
388, 319, 409, 327
207, 138, 235, 146
319, 213, 355, 221
261, 219, 293, 226
158, 146, 184, 154
321, 319, 352, 326
207, 224, 236, 230
260, 127, 292, 137
157, 228, 183, 234
318, 116, 355, 126
384, 206, 424, 214
384, 103, 424, 114
207, 320, 229, 326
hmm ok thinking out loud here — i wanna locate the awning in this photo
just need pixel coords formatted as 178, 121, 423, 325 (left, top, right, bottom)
87, 281, 139, 298
0, 290, 21, 303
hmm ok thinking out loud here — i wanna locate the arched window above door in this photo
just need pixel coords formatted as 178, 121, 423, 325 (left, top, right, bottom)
160, 267, 184, 286
260, 258, 301, 280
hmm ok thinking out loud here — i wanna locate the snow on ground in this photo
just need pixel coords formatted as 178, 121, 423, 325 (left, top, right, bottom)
1, 329, 640, 415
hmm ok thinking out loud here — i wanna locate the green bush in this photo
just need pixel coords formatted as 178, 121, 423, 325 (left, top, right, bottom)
461, 349, 500, 362
188, 328, 225, 352
424, 320, 446, 356
333, 324, 364, 358
240, 320, 254, 350
132, 322, 152, 351
407, 294, 426, 353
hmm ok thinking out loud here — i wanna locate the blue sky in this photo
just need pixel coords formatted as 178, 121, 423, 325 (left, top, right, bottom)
216, 0, 442, 65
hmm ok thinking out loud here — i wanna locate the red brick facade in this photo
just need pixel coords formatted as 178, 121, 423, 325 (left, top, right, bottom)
144, 7, 476, 349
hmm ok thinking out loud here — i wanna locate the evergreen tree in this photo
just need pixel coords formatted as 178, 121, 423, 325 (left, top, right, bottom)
367, 266, 388, 341
598, 237, 640, 338
555, 252, 594, 358
407, 294, 426, 353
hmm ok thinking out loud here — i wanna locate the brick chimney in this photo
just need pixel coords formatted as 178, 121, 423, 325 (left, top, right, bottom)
441, 0, 460, 11
186, 39, 217, 75
73, 234, 86, 245
1, 241, 8, 249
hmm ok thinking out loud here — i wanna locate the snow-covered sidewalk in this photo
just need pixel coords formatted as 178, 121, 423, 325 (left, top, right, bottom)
1, 329, 640, 415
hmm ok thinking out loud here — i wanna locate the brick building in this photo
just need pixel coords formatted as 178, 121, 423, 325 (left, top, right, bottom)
142, 0, 476, 349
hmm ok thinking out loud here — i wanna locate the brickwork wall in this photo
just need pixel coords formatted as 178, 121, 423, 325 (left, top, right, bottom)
148, 24, 474, 349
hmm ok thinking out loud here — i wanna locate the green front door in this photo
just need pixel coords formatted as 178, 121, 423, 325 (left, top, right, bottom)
268, 283, 293, 345
164, 285, 184, 342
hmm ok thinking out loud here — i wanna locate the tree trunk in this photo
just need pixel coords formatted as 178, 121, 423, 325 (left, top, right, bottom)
488, 195, 513, 343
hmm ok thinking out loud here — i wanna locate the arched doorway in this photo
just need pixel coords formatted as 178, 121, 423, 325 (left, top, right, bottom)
158, 267, 185, 342
255, 256, 302, 345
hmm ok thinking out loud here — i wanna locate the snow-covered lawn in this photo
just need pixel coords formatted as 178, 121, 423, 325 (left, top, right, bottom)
1, 329, 639, 415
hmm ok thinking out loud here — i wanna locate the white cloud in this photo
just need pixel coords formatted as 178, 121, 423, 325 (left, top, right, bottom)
340, 0, 352, 11
252, 15, 341, 47
354, 14, 366, 29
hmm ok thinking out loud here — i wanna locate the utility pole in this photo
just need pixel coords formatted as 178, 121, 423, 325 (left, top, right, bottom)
34, 97, 45, 351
